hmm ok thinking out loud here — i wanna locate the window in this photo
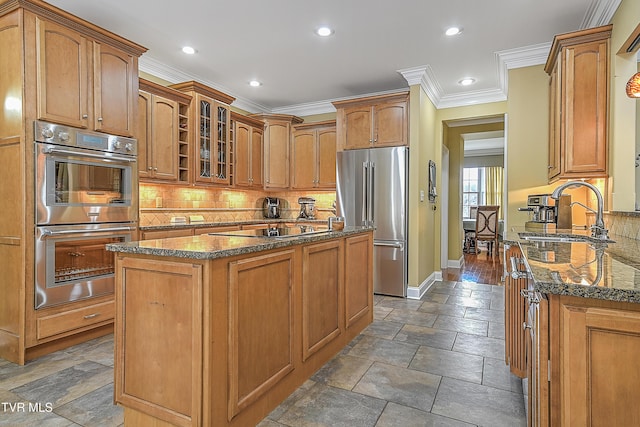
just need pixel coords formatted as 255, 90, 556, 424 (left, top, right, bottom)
463, 167, 482, 219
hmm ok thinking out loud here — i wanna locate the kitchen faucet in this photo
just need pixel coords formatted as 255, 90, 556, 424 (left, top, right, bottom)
551, 181, 609, 240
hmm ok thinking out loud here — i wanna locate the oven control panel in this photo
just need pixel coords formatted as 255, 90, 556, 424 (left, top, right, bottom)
34, 121, 137, 156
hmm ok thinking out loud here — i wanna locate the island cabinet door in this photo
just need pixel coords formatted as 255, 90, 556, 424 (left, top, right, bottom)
115, 257, 204, 427
301, 240, 344, 361
228, 250, 296, 420
345, 233, 373, 328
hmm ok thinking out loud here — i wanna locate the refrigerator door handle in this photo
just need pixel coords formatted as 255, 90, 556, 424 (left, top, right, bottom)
369, 162, 375, 224
374, 241, 404, 249
361, 162, 368, 225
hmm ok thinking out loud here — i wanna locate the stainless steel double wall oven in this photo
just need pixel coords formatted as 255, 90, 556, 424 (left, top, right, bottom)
34, 121, 138, 309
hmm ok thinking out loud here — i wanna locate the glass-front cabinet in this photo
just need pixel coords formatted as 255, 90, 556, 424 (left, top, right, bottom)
169, 81, 235, 186
196, 95, 230, 184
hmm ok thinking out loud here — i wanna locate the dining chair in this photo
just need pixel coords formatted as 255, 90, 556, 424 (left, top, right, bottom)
474, 205, 500, 256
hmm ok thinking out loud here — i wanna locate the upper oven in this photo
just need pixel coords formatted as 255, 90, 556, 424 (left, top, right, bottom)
34, 121, 138, 225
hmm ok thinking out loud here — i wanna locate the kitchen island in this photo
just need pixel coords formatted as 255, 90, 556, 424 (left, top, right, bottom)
503, 228, 640, 426
107, 226, 373, 427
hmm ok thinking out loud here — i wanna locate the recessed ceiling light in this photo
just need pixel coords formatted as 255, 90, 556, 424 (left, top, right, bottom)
249, 80, 262, 87
316, 26, 334, 37
445, 27, 462, 36
459, 78, 476, 86
182, 46, 196, 54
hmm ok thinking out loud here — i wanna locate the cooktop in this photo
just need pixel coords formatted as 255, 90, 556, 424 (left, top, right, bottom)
209, 225, 330, 239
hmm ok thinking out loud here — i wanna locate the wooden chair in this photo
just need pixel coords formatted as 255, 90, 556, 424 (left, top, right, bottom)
474, 205, 500, 256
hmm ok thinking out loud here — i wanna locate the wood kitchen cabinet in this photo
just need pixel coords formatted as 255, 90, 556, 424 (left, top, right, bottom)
231, 112, 264, 188
332, 92, 409, 151
35, 17, 139, 137
137, 79, 191, 182
544, 25, 611, 182
171, 81, 235, 186
291, 120, 337, 189
503, 244, 528, 379
0, 1, 145, 365
250, 113, 303, 189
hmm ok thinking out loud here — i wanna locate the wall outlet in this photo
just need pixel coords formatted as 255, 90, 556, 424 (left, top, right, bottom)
420, 190, 425, 202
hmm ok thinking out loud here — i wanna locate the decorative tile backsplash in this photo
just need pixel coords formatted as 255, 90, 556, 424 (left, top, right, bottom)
605, 212, 640, 240
138, 183, 337, 226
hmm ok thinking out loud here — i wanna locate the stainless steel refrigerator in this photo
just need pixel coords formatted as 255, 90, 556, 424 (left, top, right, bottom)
336, 146, 408, 297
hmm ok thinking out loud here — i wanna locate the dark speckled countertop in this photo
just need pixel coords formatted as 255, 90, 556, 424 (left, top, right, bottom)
505, 227, 640, 303
107, 226, 373, 260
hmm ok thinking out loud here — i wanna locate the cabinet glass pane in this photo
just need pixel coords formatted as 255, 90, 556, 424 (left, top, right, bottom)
200, 100, 211, 178
216, 105, 227, 179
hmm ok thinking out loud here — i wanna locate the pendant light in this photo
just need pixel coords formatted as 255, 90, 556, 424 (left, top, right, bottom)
626, 72, 640, 98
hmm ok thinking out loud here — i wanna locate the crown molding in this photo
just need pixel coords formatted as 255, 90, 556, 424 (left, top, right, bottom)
138, 56, 269, 113
581, 0, 621, 28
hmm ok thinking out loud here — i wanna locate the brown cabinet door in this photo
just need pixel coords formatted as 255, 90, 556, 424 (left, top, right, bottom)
302, 240, 344, 361
504, 245, 527, 378
36, 17, 89, 128
250, 128, 264, 187
374, 101, 407, 147
93, 42, 135, 137
234, 122, 251, 187
150, 95, 179, 181
561, 39, 608, 176
290, 129, 316, 189
343, 106, 372, 149
559, 301, 640, 426
136, 91, 152, 178
345, 233, 372, 327
264, 122, 290, 188
316, 127, 337, 188
228, 250, 295, 418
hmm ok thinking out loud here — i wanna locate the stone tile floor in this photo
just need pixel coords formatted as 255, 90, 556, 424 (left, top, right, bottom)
0, 281, 525, 426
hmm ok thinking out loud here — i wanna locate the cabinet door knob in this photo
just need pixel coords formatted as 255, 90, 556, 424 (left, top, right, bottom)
82, 114, 88, 119
97, 117, 103, 122
148, 166, 153, 170
153, 167, 158, 171
548, 165, 553, 169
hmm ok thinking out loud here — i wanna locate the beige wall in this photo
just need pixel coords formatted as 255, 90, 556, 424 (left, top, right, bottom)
505, 65, 557, 226
610, 0, 640, 211
407, 86, 437, 288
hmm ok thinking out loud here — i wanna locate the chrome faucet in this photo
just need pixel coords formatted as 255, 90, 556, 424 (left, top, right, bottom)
551, 181, 609, 240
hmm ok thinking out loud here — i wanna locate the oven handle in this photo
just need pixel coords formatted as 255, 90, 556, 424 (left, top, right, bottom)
41, 226, 135, 237
42, 147, 136, 163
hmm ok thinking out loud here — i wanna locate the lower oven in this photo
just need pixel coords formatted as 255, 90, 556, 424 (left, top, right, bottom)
34, 222, 136, 309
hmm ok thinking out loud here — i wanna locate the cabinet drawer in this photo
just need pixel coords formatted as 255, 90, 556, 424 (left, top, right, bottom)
37, 301, 115, 340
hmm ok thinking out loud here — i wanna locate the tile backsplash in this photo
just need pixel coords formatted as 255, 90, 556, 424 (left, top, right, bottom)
604, 211, 640, 240
139, 183, 337, 226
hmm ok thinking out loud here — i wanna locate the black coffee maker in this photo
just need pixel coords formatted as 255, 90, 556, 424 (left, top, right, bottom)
262, 197, 281, 218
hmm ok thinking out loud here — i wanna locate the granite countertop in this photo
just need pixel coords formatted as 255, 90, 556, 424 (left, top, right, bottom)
107, 226, 373, 260
139, 219, 328, 231
505, 227, 640, 303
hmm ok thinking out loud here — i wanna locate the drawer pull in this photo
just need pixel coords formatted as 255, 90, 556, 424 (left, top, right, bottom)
83, 313, 100, 319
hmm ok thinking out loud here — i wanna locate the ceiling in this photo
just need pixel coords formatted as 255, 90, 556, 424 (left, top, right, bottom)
47, 0, 621, 115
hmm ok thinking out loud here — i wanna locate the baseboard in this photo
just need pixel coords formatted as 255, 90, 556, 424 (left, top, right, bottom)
447, 256, 464, 269
407, 272, 438, 300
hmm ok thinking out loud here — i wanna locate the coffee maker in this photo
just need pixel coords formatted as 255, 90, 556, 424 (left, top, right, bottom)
297, 197, 316, 220
519, 194, 572, 231
262, 197, 281, 219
